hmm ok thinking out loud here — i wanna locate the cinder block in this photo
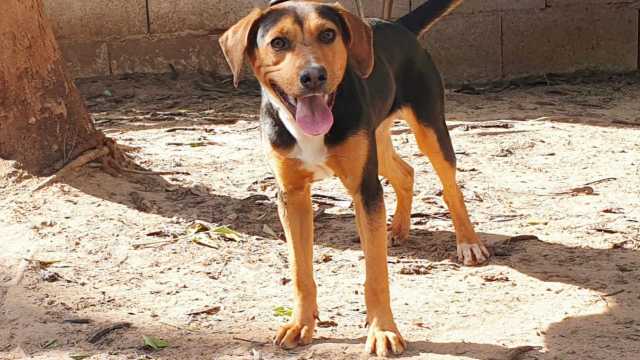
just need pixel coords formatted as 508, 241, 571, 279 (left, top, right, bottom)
43, 0, 147, 41
412, 0, 545, 13
339, 0, 411, 19
502, 6, 638, 78
148, 0, 265, 34
149, 0, 410, 34
421, 13, 502, 84
109, 35, 227, 75
59, 41, 110, 78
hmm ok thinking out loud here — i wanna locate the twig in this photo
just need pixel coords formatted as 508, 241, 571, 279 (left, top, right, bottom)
63, 318, 92, 324
165, 127, 213, 133
490, 214, 524, 222
593, 228, 620, 234
410, 212, 451, 221
87, 322, 131, 344
233, 337, 268, 345
449, 121, 514, 131
186, 305, 221, 316
553, 186, 595, 196
584, 177, 617, 186
132, 238, 180, 250
312, 193, 350, 202
118, 168, 190, 176
602, 289, 625, 297
32, 146, 110, 192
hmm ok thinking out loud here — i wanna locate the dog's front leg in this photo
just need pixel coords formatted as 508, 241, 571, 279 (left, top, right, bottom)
353, 186, 407, 357
327, 133, 406, 356
271, 157, 318, 349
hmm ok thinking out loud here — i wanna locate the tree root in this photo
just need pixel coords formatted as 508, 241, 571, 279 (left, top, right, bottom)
32, 135, 185, 192
32, 146, 110, 192
99, 136, 136, 177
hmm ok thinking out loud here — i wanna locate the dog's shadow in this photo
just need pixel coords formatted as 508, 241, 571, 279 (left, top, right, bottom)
64, 170, 639, 359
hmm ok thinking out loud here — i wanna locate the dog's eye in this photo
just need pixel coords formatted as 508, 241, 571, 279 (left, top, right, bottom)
318, 29, 336, 44
270, 37, 289, 50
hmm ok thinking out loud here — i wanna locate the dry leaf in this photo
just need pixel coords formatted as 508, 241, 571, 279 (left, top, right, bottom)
187, 305, 221, 316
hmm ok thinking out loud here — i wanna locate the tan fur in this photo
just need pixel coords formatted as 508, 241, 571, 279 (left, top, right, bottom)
250, 10, 349, 99
376, 117, 414, 244
218, 8, 263, 87
325, 132, 406, 356
419, 0, 464, 35
268, 150, 317, 349
401, 106, 488, 264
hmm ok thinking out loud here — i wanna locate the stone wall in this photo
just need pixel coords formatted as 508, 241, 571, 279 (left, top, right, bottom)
45, 0, 640, 84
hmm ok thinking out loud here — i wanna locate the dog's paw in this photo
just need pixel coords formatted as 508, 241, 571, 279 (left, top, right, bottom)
274, 319, 316, 349
387, 221, 410, 247
365, 319, 406, 357
457, 242, 491, 266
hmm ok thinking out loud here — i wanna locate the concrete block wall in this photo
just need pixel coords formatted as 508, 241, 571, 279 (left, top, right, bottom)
44, 0, 640, 84
419, 0, 639, 83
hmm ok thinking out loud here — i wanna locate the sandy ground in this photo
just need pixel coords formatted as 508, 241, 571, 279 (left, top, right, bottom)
1, 72, 639, 360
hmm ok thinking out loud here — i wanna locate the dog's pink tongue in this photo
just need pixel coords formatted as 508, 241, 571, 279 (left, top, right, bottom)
295, 95, 334, 136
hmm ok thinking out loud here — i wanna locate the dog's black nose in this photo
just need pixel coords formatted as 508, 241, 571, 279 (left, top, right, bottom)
300, 66, 327, 91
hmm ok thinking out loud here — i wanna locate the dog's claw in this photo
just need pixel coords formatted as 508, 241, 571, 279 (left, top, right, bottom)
274, 320, 315, 349
365, 319, 406, 356
457, 242, 491, 266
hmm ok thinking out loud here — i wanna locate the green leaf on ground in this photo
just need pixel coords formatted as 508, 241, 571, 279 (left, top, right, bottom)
187, 222, 210, 235
143, 335, 169, 350
213, 226, 240, 241
191, 235, 219, 249
42, 339, 59, 349
273, 306, 293, 317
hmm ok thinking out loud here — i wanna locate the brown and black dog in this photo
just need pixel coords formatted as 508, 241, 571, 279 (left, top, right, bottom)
220, 0, 489, 356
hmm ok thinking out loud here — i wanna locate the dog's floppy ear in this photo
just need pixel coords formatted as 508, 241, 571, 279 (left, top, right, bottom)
332, 3, 374, 78
219, 8, 262, 87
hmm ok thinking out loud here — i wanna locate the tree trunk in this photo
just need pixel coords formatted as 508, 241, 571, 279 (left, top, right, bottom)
0, 0, 101, 176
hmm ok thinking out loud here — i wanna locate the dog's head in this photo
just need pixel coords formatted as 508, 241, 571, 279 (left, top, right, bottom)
219, 1, 373, 136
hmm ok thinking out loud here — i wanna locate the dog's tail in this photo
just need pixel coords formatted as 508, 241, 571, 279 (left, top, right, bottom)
397, 0, 463, 36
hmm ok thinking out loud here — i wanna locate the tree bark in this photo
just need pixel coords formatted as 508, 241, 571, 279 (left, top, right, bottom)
0, 0, 101, 175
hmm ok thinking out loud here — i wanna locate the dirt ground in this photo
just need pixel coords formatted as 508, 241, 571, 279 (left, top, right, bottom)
1, 71, 639, 360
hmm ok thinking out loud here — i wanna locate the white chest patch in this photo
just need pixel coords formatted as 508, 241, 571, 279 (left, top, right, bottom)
266, 89, 334, 181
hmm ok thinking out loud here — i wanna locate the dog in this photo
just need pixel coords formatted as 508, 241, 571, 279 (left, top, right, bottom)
219, 0, 489, 356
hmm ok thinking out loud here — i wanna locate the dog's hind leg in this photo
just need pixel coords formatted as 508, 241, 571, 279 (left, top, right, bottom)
376, 118, 414, 246
401, 106, 490, 266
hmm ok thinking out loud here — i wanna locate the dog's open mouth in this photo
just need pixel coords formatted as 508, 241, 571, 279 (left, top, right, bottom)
272, 83, 336, 136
